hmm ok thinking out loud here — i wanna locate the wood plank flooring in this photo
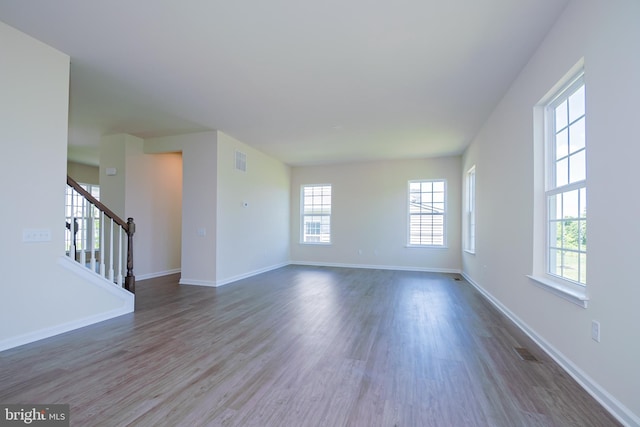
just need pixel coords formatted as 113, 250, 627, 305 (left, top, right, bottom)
0, 266, 621, 426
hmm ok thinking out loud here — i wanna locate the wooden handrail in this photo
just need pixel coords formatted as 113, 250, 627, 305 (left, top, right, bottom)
67, 176, 129, 230
67, 175, 136, 293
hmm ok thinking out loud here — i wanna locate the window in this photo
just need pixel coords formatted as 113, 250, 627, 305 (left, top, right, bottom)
464, 166, 476, 253
408, 180, 446, 246
301, 184, 331, 244
545, 73, 586, 286
65, 183, 100, 254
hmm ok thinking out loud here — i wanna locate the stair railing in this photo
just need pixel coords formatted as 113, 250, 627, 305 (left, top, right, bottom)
66, 176, 135, 293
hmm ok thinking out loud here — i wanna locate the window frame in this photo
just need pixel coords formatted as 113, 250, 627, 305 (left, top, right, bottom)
529, 64, 588, 308
544, 73, 586, 287
300, 184, 332, 245
407, 179, 447, 248
464, 166, 476, 254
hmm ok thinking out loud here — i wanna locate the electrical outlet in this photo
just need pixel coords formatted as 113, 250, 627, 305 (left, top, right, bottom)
591, 320, 601, 342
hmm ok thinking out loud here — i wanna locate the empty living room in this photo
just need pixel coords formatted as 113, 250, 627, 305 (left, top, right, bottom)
1, 0, 638, 426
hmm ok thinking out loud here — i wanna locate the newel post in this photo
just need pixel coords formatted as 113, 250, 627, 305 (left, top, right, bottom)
125, 217, 136, 293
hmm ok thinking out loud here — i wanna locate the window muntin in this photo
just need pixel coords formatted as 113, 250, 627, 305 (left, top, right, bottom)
408, 180, 446, 246
65, 183, 100, 253
546, 74, 586, 286
465, 167, 476, 253
301, 184, 331, 244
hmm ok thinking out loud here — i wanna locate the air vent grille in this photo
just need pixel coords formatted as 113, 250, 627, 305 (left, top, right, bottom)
235, 150, 247, 172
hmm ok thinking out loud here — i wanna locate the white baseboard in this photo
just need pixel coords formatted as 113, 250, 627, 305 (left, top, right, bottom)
291, 260, 461, 274
0, 306, 132, 353
178, 278, 217, 287
58, 256, 135, 304
461, 272, 639, 427
215, 262, 290, 287
0, 257, 137, 352
137, 268, 181, 281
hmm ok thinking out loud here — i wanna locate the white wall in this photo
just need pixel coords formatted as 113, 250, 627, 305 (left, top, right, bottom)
0, 22, 132, 351
67, 161, 99, 185
125, 142, 182, 279
99, 134, 183, 280
216, 133, 290, 284
290, 157, 461, 272
461, 0, 640, 424
99, 134, 128, 218
145, 131, 290, 286
146, 131, 219, 286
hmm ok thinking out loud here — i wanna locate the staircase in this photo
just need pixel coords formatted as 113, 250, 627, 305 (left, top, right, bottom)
66, 176, 136, 293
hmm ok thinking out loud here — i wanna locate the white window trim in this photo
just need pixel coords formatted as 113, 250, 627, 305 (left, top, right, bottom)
407, 179, 447, 248
464, 166, 476, 254
300, 184, 332, 245
531, 61, 587, 307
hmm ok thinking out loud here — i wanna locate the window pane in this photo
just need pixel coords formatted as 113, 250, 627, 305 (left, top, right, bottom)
564, 250, 579, 282
556, 158, 568, 187
555, 101, 568, 130
563, 190, 579, 218
556, 129, 569, 159
548, 194, 561, 221
569, 85, 585, 123
549, 248, 561, 276
569, 150, 586, 183
433, 181, 444, 192
569, 117, 585, 153
550, 220, 562, 248
580, 220, 587, 251
579, 253, 587, 284
563, 219, 579, 250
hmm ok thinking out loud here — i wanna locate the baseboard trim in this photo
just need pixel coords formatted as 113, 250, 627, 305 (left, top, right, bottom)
0, 306, 133, 353
137, 269, 181, 281
58, 256, 134, 303
461, 272, 639, 427
178, 278, 217, 287
291, 261, 461, 274
215, 262, 290, 287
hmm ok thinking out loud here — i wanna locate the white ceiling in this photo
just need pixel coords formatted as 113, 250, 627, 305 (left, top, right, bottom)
0, 0, 568, 166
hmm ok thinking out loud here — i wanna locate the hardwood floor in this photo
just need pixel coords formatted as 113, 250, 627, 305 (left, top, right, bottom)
0, 266, 620, 426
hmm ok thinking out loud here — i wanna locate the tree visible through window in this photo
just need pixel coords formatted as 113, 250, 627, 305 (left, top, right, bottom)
301, 184, 331, 244
408, 180, 446, 246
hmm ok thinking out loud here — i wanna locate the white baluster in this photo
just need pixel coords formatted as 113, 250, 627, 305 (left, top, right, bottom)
69, 191, 76, 261
117, 226, 123, 287
100, 211, 106, 278
79, 196, 86, 267
90, 203, 97, 273
109, 218, 114, 282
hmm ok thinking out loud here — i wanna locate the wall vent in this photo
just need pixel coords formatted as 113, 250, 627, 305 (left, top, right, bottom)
235, 150, 247, 172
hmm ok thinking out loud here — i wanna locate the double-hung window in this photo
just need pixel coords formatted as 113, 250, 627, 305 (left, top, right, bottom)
408, 180, 446, 246
301, 184, 331, 244
545, 73, 586, 286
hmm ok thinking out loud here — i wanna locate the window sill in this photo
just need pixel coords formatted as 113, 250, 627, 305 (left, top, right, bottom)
527, 275, 589, 308
405, 245, 448, 249
300, 242, 332, 246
